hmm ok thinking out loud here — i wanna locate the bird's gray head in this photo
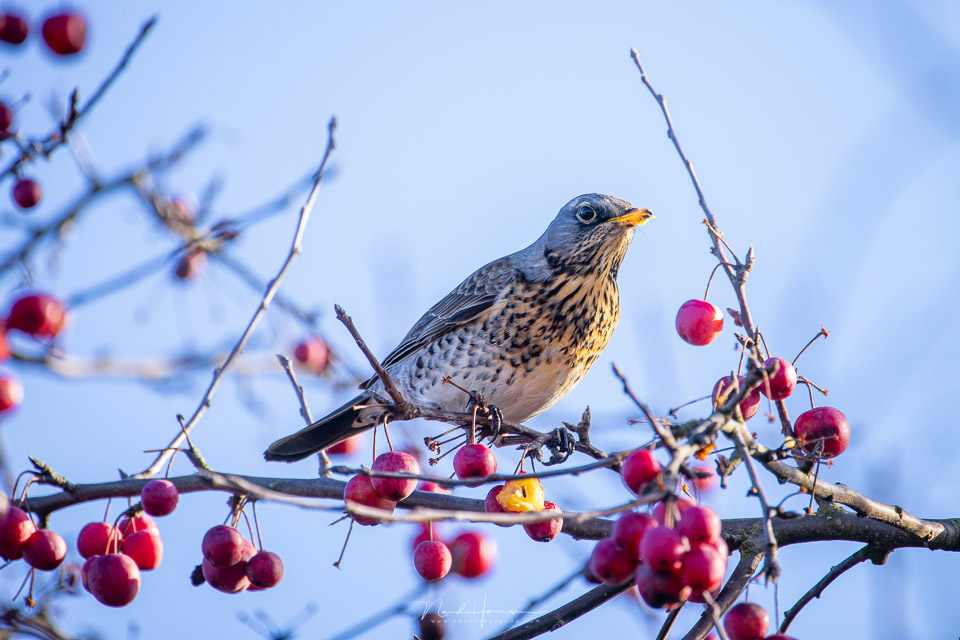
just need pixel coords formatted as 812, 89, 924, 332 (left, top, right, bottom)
530, 193, 653, 278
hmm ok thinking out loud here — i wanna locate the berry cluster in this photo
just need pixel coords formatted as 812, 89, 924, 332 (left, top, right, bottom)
485, 475, 563, 542
200, 524, 283, 594
411, 526, 497, 582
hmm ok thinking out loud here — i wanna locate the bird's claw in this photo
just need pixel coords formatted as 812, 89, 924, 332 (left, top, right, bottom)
465, 391, 503, 441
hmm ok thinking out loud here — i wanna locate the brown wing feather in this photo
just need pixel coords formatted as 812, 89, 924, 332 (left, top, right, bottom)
362, 256, 516, 388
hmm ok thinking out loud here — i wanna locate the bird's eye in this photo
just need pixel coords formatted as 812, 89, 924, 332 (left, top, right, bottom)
576, 205, 597, 224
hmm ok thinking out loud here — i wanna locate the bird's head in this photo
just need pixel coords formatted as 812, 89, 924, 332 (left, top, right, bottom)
536, 193, 653, 278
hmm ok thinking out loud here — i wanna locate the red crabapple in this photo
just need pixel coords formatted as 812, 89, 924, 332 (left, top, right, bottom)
724, 602, 770, 640
326, 436, 360, 455
611, 512, 656, 561
141, 479, 179, 517
760, 357, 797, 400
680, 543, 726, 593
117, 513, 158, 538
450, 531, 496, 579
22, 529, 67, 571
202, 558, 250, 593
418, 479, 450, 494
453, 443, 497, 479
419, 612, 445, 640
0, 101, 13, 131
0, 375, 24, 414
794, 407, 850, 458
621, 449, 662, 494
294, 337, 329, 373
678, 505, 722, 544
0, 13, 28, 45
676, 299, 723, 346
636, 564, 689, 610
202, 525, 245, 568
640, 526, 688, 572
41, 12, 86, 55
121, 529, 163, 571
343, 475, 396, 526
246, 551, 284, 588
713, 375, 761, 421
78, 522, 120, 558
371, 451, 420, 501
523, 501, 563, 542
588, 538, 637, 585
0, 506, 37, 559
414, 540, 452, 581
12, 179, 41, 209
87, 553, 140, 607
7, 293, 66, 338
653, 495, 697, 526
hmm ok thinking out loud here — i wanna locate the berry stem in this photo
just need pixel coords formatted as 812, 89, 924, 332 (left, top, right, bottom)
251, 501, 263, 551
792, 326, 829, 367
703, 261, 736, 300
102, 498, 112, 523
332, 519, 354, 569
383, 418, 395, 453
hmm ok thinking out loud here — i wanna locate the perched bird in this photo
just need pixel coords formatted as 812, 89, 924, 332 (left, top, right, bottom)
265, 194, 652, 462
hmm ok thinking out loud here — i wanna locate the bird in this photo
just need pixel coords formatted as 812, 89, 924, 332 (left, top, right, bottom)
264, 193, 652, 462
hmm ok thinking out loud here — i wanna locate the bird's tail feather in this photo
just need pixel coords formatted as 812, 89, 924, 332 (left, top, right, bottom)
264, 392, 373, 462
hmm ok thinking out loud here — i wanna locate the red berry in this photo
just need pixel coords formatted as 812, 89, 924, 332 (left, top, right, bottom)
141, 479, 179, 517
794, 407, 850, 459
117, 513, 158, 538
81, 556, 96, 592
202, 557, 250, 593
7, 293, 66, 338
453, 443, 497, 479
0, 14, 28, 45
692, 466, 716, 491
174, 250, 206, 281
418, 612, 445, 640
523, 501, 563, 542
0, 101, 13, 131
246, 550, 283, 588
724, 602, 769, 640
41, 12, 86, 55
588, 538, 637, 585
371, 451, 420, 501
202, 525, 245, 568
121, 529, 163, 571
343, 475, 396, 526
326, 436, 360, 455
688, 584, 722, 604
640, 526, 688, 572
414, 540, 452, 581
12, 179, 41, 209
611, 512, 656, 561
22, 529, 67, 571
713, 375, 761, 421
87, 553, 140, 607
0, 506, 37, 559
680, 543, 726, 593
760, 357, 797, 400
635, 564, 689, 610
621, 449, 662, 494
294, 337, 329, 373
0, 323, 11, 363
653, 495, 697, 526
676, 299, 723, 346
78, 522, 120, 558
418, 479, 450, 494
449, 531, 496, 579
0, 375, 24, 414
678, 505, 722, 544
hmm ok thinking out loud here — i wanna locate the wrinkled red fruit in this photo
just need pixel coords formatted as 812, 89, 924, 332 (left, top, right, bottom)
0, 101, 13, 131
202, 557, 250, 593
640, 526, 687, 572
294, 337, 329, 373
0, 375, 24, 414
87, 554, 140, 607
246, 551, 284, 588
0, 14, 28, 45
0, 506, 37, 559
611, 512, 656, 561
12, 179, 41, 209
7, 293, 66, 338
713, 375, 761, 421
680, 543, 726, 593
676, 299, 723, 346
794, 407, 850, 459
653, 495, 697, 526
453, 443, 497, 479
41, 12, 86, 55
414, 540, 452, 581
724, 602, 770, 640
419, 612, 446, 640
121, 529, 163, 571
371, 451, 420, 501
78, 522, 120, 558
450, 531, 496, 579
588, 538, 637, 585
636, 564, 689, 610
326, 436, 359, 455
678, 505, 722, 544
343, 475, 396, 526
22, 529, 67, 571
141, 479, 179, 517
118, 513, 158, 538
523, 501, 562, 542
202, 525, 245, 568
621, 449, 662, 494
760, 357, 797, 400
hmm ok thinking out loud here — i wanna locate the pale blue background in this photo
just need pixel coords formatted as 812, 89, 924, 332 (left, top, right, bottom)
1, 2, 958, 638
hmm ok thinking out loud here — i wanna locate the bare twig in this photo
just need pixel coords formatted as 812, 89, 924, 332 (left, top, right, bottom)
611, 363, 677, 451
134, 118, 337, 479
277, 354, 331, 474
730, 427, 780, 583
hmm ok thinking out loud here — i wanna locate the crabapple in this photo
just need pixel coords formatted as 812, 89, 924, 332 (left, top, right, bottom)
419, 612, 445, 640
246, 551, 283, 588
760, 357, 797, 400
343, 475, 396, 526
680, 543, 726, 593
141, 479, 179, 517
713, 375, 761, 421
0, 13, 28, 45
636, 564, 688, 610
640, 526, 687, 572
371, 451, 420, 501
87, 553, 140, 607
121, 529, 163, 570
7, 293, 66, 338
78, 522, 120, 558
496, 475, 544, 512
523, 501, 562, 542
202, 558, 250, 593
0, 506, 37, 559
653, 495, 696, 526
794, 407, 850, 458
414, 540, 452, 581
0, 375, 24, 414
12, 179, 41, 209
117, 513, 158, 538
294, 337, 329, 373
22, 529, 67, 571
450, 531, 496, 579
453, 443, 497, 479
326, 436, 359, 455
678, 505, 722, 544
724, 602, 769, 640
676, 299, 723, 346
588, 538, 637, 585
621, 449, 662, 494
0, 101, 13, 131
202, 525, 245, 568
611, 512, 656, 561
41, 12, 86, 55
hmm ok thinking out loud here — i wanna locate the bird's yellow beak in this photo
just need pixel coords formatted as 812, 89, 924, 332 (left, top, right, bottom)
608, 207, 654, 228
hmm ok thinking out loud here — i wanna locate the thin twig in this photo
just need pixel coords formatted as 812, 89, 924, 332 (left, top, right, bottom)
277, 354, 331, 474
730, 427, 780, 583
334, 305, 410, 416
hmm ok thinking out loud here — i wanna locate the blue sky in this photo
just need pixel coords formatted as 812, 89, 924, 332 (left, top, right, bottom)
2, 2, 959, 638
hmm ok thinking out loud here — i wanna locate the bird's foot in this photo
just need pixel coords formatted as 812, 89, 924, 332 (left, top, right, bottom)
542, 426, 576, 465
464, 392, 503, 442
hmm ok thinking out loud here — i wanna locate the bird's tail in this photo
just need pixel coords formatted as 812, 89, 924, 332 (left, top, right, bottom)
264, 392, 374, 462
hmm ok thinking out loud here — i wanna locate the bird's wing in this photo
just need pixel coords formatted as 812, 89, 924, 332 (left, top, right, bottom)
362, 256, 517, 388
